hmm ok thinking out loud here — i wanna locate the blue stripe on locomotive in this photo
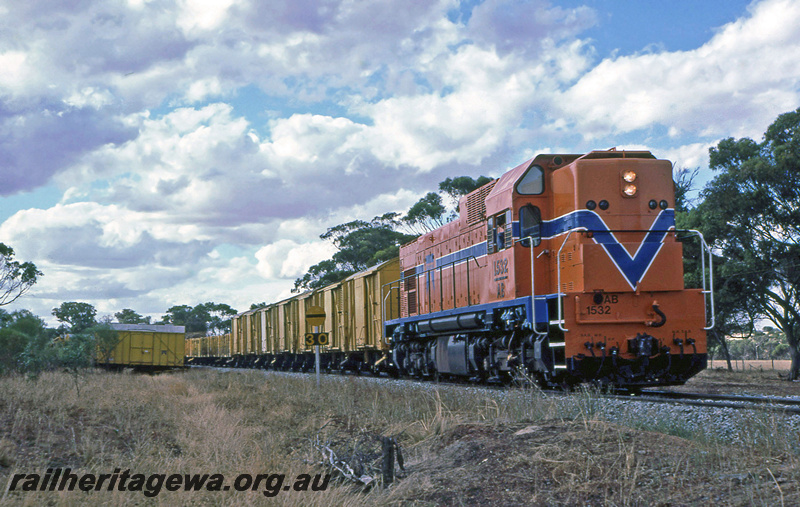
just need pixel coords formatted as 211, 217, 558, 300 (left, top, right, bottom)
384, 295, 551, 333
389, 209, 676, 334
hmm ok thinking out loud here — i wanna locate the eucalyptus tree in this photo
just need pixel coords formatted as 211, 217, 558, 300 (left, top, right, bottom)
0, 243, 41, 306
697, 108, 800, 379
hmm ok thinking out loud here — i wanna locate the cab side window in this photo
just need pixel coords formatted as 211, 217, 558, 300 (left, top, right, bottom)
487, 210, 513, 253
519, 205, 541, 247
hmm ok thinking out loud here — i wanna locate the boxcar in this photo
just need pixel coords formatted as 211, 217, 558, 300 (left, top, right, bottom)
99, 324, 186, 371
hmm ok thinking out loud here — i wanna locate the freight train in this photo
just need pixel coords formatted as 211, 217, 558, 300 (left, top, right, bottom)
186, 149, 714, 388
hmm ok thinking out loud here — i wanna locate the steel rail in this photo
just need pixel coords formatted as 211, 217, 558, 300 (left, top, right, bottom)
606, 390, 800, 415
190, 364, 800, 416
639, 389, 800, 406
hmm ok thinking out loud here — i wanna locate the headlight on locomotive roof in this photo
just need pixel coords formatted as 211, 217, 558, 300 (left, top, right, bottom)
622, 170, 637, 183
623, 183, 637, 196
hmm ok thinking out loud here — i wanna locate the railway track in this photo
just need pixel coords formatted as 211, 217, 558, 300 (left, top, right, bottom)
193, 364, 800, 416
608, 389, 800, 414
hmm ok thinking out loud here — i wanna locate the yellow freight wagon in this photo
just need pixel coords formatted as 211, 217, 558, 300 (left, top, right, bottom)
210, 333, 232, 358
263, 304, 280, 355
341, 258, 400, 351
184, 333, 232, 366
98, 324, 186, 370
301, 282, 342, 352
284, 295, 303, 354
231, 311, 247, 357
189, 259, 401, 374
185, 336, 201, 358
335, 258, 399, 372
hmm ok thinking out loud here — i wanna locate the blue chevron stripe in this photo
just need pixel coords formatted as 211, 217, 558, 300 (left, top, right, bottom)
539, 209, 675, 289
405, 209, 676, 291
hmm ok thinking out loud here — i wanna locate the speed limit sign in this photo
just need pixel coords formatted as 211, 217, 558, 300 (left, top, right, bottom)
305, 333, 328, 346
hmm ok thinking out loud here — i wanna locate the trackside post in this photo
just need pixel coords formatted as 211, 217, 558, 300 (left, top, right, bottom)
305, 306, 326, 387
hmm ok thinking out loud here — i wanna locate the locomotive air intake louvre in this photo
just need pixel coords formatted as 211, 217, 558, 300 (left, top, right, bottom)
465, 180, 496, 224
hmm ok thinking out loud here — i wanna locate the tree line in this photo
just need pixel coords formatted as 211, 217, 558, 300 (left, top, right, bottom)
0, 301, 238, 376
46, 301, 238, 335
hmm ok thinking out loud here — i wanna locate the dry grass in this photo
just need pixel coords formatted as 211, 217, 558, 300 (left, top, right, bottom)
0, 368, 798, 506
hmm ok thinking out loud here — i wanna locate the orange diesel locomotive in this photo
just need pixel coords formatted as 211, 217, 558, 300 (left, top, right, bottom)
384, 150, 713, 388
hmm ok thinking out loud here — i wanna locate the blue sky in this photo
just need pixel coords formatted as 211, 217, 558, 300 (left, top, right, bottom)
1, 0, 798, 324
561, 0, 754, 55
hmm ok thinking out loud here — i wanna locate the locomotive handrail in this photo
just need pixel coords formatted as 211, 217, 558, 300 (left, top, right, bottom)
381, 284, 400, 344
380, 279, 402, 329
555, 230, 575, 332
555, 227, 715, 331
516, 234, 548, 337
676, 229, 715, 330
422, 255, 483, 314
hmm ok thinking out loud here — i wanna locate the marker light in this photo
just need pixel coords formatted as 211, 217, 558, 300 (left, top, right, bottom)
623, 184, 638, 196
622, 170, 637, 183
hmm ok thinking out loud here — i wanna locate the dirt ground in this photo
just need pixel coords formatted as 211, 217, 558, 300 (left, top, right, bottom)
380, 419, 798, 506
664, 360, 800, 397
373, 366, 800, 506
707, 359, 792, 372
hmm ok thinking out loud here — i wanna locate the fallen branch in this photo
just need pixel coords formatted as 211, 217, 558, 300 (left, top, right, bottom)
310, 430, 405, 488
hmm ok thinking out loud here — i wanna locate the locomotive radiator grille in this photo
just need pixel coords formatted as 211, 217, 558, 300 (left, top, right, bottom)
465, 181, 496, 225
403, 268, 418, 315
